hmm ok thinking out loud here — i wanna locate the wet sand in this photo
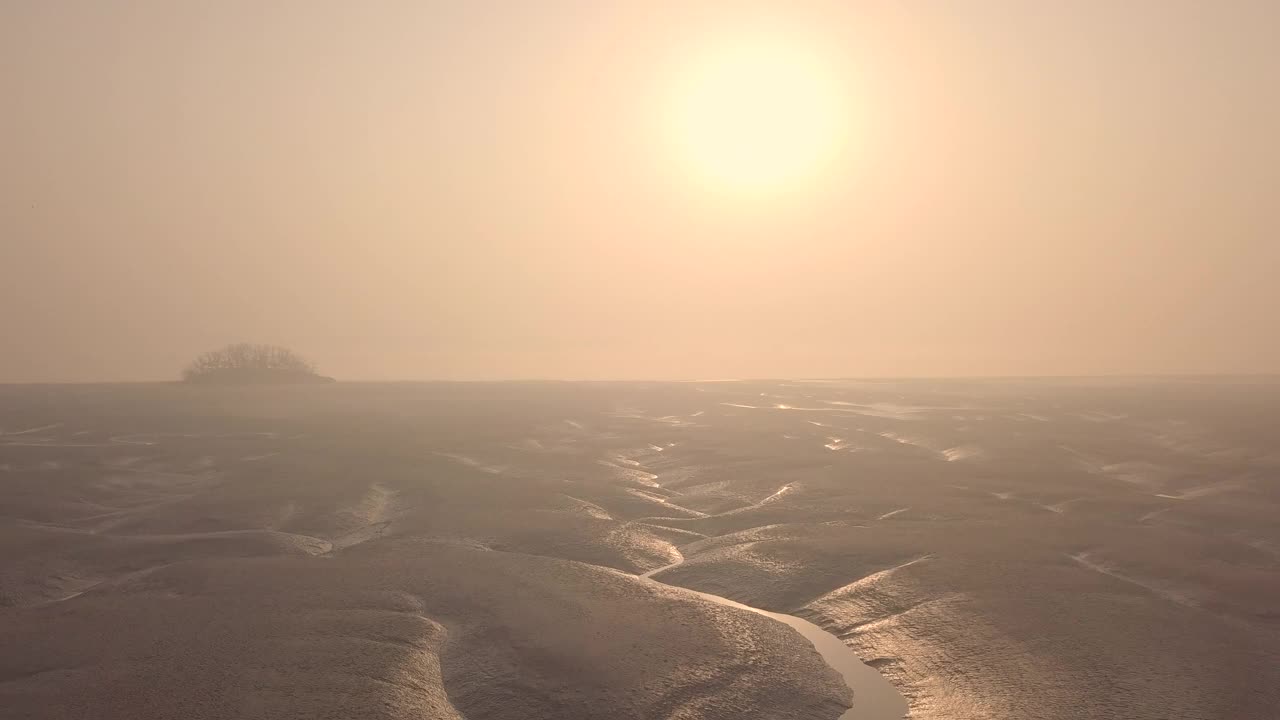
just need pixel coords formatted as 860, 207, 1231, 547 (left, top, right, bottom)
2, 379, 1279, 718
644, 559, 908, 719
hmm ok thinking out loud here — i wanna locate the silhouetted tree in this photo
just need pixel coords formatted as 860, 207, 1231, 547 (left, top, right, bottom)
182, 343, 327, 383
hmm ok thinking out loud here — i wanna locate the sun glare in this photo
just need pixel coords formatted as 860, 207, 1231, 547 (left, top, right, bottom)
668, 41, 846, 194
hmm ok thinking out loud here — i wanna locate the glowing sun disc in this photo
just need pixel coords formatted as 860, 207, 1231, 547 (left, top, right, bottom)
668, 41, 846, 193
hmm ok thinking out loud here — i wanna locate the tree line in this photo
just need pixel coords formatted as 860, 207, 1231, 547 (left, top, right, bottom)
183, 343, 323, 383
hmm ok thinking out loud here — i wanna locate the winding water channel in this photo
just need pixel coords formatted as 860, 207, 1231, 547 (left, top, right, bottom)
642, 560, 909, 720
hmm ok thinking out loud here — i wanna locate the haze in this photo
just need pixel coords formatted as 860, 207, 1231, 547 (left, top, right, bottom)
4, 1, 1278, 382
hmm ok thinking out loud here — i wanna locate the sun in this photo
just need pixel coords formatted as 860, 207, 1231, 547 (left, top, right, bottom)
668, 41, 846, 194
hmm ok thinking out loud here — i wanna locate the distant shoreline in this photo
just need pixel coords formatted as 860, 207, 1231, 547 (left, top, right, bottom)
3, 374, 1280, 387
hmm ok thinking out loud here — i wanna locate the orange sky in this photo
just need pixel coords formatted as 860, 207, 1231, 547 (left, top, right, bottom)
3, 1, 1278, 381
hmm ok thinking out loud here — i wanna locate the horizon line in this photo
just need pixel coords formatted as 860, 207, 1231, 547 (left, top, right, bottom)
4, 372, 1280, 387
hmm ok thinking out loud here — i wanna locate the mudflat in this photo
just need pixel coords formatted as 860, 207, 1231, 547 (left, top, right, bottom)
2, 379, 1278, 719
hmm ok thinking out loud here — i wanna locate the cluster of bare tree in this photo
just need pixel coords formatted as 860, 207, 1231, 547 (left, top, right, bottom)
182, 343, 319, 382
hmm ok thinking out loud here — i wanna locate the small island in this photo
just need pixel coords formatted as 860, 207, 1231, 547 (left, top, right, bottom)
181, 343, 335, 384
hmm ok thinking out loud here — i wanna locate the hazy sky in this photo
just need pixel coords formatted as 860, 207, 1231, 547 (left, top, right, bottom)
3, 1, 1278, 381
